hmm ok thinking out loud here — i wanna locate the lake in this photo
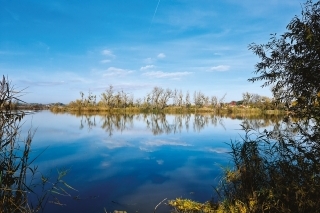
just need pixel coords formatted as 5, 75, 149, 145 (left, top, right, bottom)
20, 111, 280, 213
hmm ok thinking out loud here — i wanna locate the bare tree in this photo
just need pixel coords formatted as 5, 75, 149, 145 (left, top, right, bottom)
210, 96, 218, 108
172, 89, 178, 106
185, 91, 191, 107
218, 93, 227, 108
177, 90, 184, 107
159, 88, 172, 109
101, 85, 114, 107
151, 87, 164, 109
242, 92, 253, 106
193, 90, 206, 107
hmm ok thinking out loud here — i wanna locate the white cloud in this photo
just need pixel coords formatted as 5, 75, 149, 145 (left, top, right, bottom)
157, 53, 166, 58
143, 71, 192, 79
207, 65, 230, 72
144, 57, 153, 63
103, 67, 134, 77
100, 59, 111, 64
140, 65, 155, 71
100, 49, 115, 63
101, 49, 115, 57
20, 80, 65, 87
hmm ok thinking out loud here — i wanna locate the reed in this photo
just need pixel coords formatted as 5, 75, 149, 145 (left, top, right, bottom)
50, 105, 285, 117
0, 76, 76, 213
169, 121, 320, 213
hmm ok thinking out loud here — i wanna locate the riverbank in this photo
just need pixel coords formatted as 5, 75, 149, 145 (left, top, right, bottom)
50, 105, 285, 117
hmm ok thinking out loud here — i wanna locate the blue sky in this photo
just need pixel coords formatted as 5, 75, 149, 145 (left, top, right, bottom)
1, 0, 305, 103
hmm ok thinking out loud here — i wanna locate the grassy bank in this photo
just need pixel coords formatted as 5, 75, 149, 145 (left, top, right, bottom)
50, 105, 285, 117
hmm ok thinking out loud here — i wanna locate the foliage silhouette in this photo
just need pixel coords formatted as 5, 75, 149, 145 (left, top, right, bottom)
248, 0, 320, 120
214, 1, 320, 212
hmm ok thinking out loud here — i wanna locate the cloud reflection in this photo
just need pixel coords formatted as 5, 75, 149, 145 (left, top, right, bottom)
142, 139, 191, 147
103, 138, 132, 149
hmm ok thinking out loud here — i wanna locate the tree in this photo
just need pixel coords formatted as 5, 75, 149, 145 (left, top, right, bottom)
159, 88, 172, 109
217, 2, 320, 212
193, 90, 206, 107
177, 90, 184, 107
248, 0, 320, 119
172, 89, 178, 106
185, 91, 191, 108
242, 92, 252, 106
101, 85, 114, 108
210, 95, 218, 108
150, 87, 163, 109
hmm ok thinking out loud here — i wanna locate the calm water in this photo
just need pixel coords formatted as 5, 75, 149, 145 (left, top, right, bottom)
20, 111, 279, 213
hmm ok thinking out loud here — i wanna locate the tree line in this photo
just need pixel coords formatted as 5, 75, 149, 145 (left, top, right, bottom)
55, 86, 283, 112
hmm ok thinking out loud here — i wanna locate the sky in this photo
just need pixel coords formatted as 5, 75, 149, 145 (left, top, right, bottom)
0, 0, 306, 104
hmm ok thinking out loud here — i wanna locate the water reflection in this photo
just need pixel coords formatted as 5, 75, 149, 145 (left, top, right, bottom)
52, 111, 283, 135
29, 111, 284, 213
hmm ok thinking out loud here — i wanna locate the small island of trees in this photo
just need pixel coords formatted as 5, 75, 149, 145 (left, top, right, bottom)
50, 87, 285, 115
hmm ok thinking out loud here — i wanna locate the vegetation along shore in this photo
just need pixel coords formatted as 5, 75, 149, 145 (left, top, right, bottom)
50, 87, 286, 116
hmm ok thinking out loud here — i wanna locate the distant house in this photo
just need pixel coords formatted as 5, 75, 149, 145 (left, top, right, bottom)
229, 101, 237, 107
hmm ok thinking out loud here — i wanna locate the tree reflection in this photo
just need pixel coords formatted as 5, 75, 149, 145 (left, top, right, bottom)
240, 115, 282, 131
100, 114, 134, 136
80, 114, 135, 136
54, 111, 283, 136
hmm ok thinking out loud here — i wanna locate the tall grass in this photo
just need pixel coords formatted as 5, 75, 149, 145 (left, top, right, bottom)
169, 120, 320, 213
0, 76, 76, 213
51, 104, 284, 117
